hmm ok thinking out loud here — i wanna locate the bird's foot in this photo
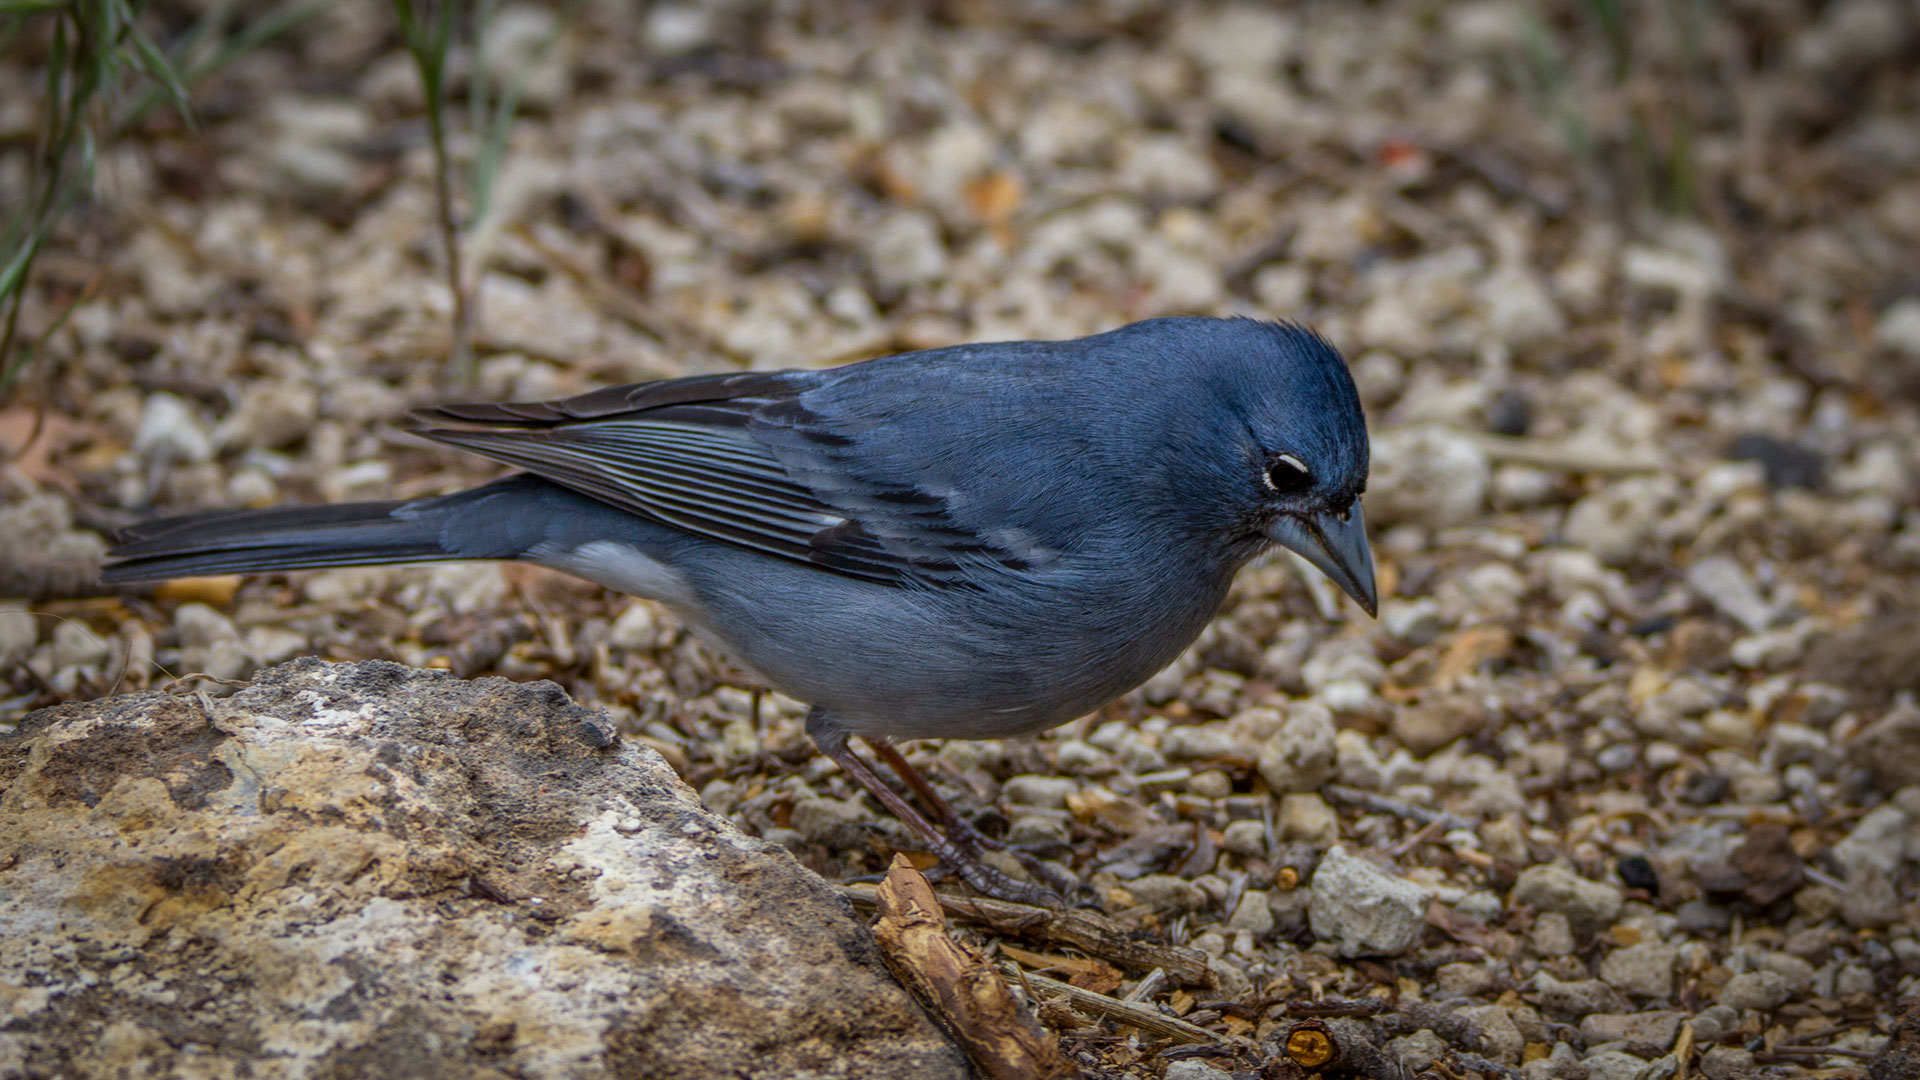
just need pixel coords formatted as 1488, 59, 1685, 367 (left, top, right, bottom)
1005, 848, 1083, 899
939, 813, 1006, 853
860, 737, 1006, 851
809, 714, 1064, 909
938, 845, 1064, 909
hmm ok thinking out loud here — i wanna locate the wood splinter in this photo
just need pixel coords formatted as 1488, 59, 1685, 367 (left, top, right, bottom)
869, 855, 1077, 1080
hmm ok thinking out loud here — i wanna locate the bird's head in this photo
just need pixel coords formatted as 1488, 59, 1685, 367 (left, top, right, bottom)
1173, 318, 1376, 616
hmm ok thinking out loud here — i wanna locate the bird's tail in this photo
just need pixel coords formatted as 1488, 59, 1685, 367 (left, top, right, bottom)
102, 474, 637, 584
101, 499, 452, 583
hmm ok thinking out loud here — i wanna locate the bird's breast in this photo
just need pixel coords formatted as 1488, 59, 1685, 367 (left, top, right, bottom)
715, 553, 1238, 741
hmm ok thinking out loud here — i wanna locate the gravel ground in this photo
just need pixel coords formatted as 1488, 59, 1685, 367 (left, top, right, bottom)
4, 2, 1920, 1077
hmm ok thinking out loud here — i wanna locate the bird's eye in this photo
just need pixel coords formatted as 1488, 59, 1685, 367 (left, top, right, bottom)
1265, 453, 1312, 495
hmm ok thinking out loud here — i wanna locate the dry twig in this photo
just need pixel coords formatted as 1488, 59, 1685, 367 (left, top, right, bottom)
844, 883, 1212, 986
868, 856, 1075, 1080
1323, 784, 1473, 832
1460, 431, 1665, 475
1000, 966, 1223, 1045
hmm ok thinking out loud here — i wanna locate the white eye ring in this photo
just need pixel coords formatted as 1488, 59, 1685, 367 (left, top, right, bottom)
1264, 453, 1309, 491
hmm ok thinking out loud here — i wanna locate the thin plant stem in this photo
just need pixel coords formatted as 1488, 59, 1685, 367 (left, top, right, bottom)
426, 84, 473, 384
392, 0, 472, 384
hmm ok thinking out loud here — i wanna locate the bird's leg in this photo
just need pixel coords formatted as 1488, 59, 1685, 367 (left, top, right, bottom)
860, 737, 1003, 852
806, 708, 1060, 908
862, 736, 1086, 900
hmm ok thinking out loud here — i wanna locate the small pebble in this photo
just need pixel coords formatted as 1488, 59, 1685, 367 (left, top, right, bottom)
1391, 694, 1485, 756
1582, 1049, 1652, 1080
1001, 775, 1078, 809
1125, 875, 1208, 913
1220, 819, 1267, 857
51, 621, 114, 670
0, 608, 37, 666
1224, 890, 1274, 936
1006, 814, 1070, 847
1457, 1003, 1526, 1063
1435, 960, 1496, 997
134, 392, 215, 465
1674, 895, 1735, 930
1699, 1047, 1754, 1080
1256, 704, 1336, 793
1511, 863, 1624, 934
1307, 846, 1432, 957
790, 796, 873, 848
866, 211, 947, 291
1579, 1010, 1682, 1056
1163, 1062, 1232, 1080
1266, 887, 1311, 934
1533, 973, 1625, 1020
1529, 912, 1577, 957
1615, 855, 1660, 894
1379, 597, 1442, 646
1389, 1029, 1448, 1072
1598, 942, 1675, 999
1688, 1004, 1737, 1044
1367, 426, 1491, 529
1186, 769, 1232, 799
1564, 477, 1673, 567
1521, 1042, 1588, 1080
1276, 793, 1339, 846
1716, 970, 1791, 1012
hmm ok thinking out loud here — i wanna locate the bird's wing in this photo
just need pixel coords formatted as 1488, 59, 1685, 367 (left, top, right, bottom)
406, 369, 1023, 586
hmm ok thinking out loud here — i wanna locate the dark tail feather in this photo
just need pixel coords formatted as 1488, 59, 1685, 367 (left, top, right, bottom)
102, 499, 450, 583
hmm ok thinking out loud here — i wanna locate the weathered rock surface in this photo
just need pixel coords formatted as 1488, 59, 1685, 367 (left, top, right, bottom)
0, 659, 966, 1080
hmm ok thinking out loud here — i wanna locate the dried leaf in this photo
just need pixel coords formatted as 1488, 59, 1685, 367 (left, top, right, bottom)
1432, 625, 1515, 688
1726, 824, 1805, 907
155, 575, 242, 607
1000, 944, 1124, 996
1697, 823, 1804, 909
963, 171, 1023, 224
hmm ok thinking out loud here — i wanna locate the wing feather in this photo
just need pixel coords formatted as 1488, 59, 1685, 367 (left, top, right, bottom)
408, 370, 1027, 587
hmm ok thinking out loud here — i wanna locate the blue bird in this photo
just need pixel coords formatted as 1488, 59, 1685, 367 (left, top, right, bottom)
105, 316, 1375, 903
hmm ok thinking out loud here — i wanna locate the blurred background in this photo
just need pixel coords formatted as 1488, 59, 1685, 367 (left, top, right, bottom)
2, 0, 1920, 1056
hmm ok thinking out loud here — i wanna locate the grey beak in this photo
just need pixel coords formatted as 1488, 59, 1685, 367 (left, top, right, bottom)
1268, 501, 1378, 617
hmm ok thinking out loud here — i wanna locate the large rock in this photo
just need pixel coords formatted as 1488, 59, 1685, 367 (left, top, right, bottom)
0, 659, 967, 1080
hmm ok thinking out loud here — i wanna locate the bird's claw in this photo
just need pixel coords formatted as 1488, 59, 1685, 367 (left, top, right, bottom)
950, 854, 1064, 909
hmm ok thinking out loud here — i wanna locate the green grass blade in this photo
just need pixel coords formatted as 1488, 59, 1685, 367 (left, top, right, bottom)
389, 0, 418, 46
470, 0, 577, 227
0, 223, 50, 301
118, 0, 322, 129
470, 0, 496, 172
182, 0, 322, 82
112, 0, 193, 120
169, 0, 239, 75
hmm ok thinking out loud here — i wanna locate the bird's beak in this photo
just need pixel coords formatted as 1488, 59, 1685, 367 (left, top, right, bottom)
1268, 501, 1378, 617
